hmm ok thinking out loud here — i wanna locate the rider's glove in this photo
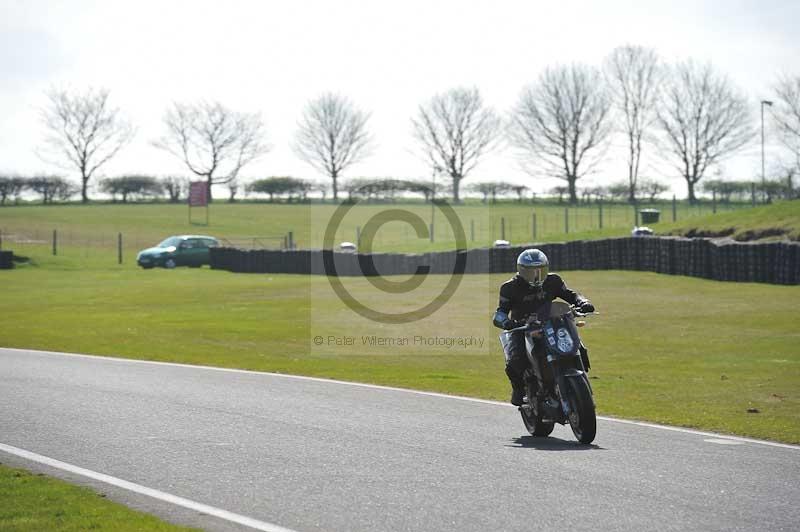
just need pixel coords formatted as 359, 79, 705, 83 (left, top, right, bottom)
579, 301, 595, 313
502, 319, 521, 330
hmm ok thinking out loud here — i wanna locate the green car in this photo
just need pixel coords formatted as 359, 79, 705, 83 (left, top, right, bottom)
136, 235, 219, 269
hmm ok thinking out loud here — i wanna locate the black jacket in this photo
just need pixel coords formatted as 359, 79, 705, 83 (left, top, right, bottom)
492, 273, 588, 328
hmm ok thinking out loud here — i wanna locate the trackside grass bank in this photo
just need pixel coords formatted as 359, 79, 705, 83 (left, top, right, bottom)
0, 463, 197, 531
660, 200, 800, 241
0, 200, 752, 258
1, 266, 798, 443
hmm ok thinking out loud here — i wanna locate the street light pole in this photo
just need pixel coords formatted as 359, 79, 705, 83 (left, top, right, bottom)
761, 99, 773, 203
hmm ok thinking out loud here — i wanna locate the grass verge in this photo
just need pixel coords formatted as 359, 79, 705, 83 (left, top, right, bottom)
0, 463, 197, 531
658, 200, 800, 241
0, 199, 749, 256
1, 266, 798, 443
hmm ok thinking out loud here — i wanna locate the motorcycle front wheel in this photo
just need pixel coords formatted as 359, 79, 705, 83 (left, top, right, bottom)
565, 375, 597, 444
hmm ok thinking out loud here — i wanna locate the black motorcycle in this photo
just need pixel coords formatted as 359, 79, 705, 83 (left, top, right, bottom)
500, 301, 597, 444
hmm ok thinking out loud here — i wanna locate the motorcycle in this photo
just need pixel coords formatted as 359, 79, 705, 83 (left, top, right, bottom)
499, 300, 597, 444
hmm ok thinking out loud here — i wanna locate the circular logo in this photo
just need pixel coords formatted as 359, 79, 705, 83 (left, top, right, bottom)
322, 187, 467, 324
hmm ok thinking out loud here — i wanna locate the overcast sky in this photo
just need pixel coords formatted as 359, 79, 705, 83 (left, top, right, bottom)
1, 0, 798, 197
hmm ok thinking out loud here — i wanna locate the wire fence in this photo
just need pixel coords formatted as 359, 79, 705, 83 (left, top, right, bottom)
0, 229, 292, 266
312, 200, 750, 249
0, 200, 753, 265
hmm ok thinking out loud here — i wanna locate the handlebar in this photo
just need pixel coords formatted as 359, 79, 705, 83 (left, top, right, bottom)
506, 323, 535, 333
504, 305, 597, 332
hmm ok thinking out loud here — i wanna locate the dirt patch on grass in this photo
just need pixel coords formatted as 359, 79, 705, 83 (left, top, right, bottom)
672, 226, 794, 241
734, 227, 791, 241
681, 227, 736, 239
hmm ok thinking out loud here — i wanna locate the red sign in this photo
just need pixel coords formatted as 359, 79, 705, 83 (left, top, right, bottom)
189, 181, 208, 207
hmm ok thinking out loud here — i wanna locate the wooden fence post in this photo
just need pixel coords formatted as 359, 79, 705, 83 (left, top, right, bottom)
672, 195, 677, 222
598, 201, 603, 229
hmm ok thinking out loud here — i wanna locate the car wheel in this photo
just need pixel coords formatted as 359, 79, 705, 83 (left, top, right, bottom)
164, 258, 177, 269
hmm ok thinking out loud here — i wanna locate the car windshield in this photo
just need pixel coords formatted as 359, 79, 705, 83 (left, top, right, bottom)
157, 237, 182, 248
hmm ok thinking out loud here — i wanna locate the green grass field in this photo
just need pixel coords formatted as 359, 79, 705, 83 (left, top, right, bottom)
660, 200, 800, 241
1, 265, 798, 443
0, 463, 197, 531
0, 200, 750, 263
2, 201, 798, 529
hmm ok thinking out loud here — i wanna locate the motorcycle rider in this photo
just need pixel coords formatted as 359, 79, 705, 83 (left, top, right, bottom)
492, 249, 595, 406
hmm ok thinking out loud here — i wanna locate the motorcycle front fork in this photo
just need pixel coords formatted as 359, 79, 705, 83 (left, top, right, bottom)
545, 354, 573, 418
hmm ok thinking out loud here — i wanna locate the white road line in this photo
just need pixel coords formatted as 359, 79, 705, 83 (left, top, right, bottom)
596, 416, 799, 450
704, 438, 744, 445
0, 442, 298, 532
3, 346, 799, 451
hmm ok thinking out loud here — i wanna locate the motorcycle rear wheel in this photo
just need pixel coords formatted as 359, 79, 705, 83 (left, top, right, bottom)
565, 375, 597, 444
520, 381, 554, 437
520, 406, 555, 437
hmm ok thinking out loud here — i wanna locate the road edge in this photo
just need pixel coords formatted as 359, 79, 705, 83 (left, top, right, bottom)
2, 346, 798, 451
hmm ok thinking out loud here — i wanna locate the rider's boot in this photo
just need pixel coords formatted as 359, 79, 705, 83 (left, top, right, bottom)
510, 381, 526, 406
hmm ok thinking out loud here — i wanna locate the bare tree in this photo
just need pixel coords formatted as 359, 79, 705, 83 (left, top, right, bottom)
226, 179, 240, 203
154, 101, 269, 202
413, 87, 500, 203
581, 184, 607, 203
161, 176, 186, 203
551, 185, 569, 204
605, 45, 662, 202
467, 181, 513, 204
100, 175, 163, 203
509, 64, 612, 204
28, 175, 77, 204
293, 93, 373, 201
511, 184, 529, 203
39, 87, 134, 203
0, 175, 26, 205
771, 74, 800, 171
656, 61, 755, 202
638, 178, 670, 202
606, 182, 631, 201
312, 181, 329, 202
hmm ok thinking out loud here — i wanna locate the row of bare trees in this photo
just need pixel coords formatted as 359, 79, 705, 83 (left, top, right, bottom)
33, 47, 800, 204
0, 175, 77, 204
0, 174, 190, 205
430, 53, 797, 204
9, 170, 791, 206
508, 52, 758, 204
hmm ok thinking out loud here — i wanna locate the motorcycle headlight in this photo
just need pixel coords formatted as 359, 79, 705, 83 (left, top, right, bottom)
556, 328, 574, 352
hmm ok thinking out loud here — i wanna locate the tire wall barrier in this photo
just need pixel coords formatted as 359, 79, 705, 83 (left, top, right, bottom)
209, 237, 800, 285
0, 250, 12, 269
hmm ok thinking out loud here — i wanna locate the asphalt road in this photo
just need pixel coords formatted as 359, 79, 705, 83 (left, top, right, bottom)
1, 348, 798, 532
